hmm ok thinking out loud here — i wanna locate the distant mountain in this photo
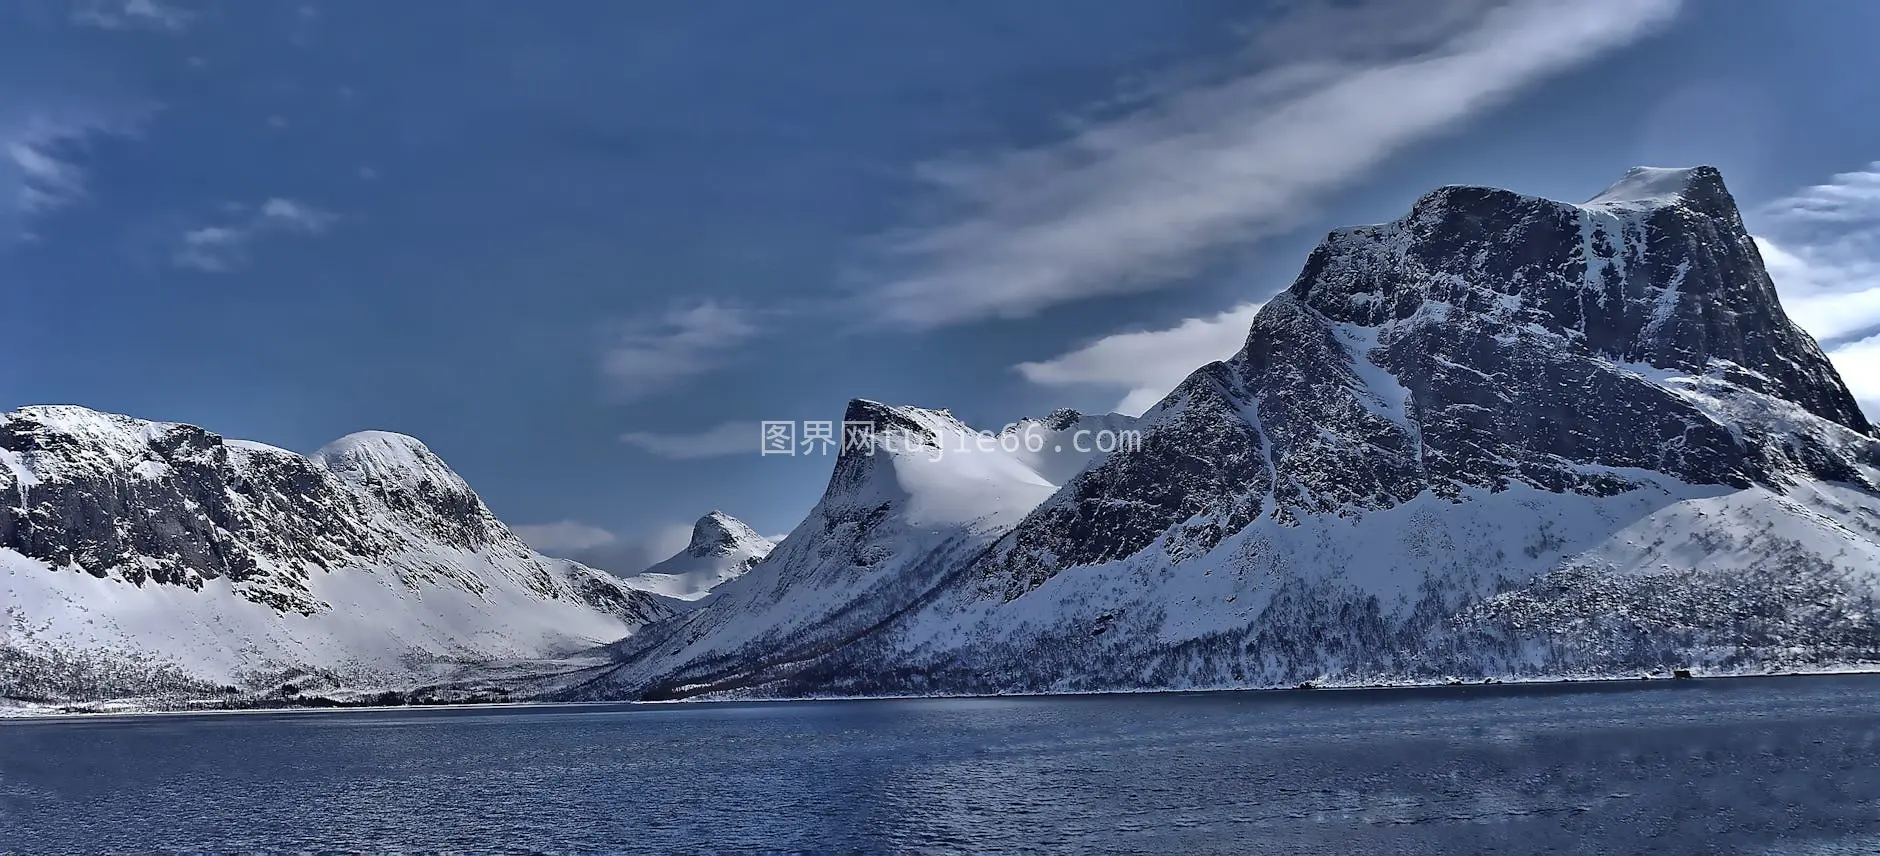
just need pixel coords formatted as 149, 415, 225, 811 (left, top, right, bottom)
619, 511, 775, 602
573, 166, 1880, 701
0, 407, 671, 704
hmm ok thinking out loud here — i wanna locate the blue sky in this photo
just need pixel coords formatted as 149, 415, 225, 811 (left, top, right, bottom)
5, 0, 1878, 571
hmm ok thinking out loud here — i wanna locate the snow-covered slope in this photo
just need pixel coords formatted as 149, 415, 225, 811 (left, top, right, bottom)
619, 511, 775, 602
565, 401, 1140, 698
580, 165, 1880, 700
0, 407, 671, 703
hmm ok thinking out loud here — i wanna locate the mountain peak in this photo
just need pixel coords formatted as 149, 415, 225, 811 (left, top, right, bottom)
3, 405, 672, 699
1398, 165, 1737, 230
310, 430, 502, 549
314, 429, 442, 470
1040, 408, 1085, 430
621, 511, 776, 602
686, 510, 769, 558
313, 430, 473, 493
1584, 164, 1728, 208
833, 399, 984, 467
1283, 165, 1869, 433
841, 398, 955, 437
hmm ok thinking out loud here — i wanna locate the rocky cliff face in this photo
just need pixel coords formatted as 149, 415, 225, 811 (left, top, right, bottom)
2, 408, 381, 612
981, 165, 1877, 601
1, 407, 670, 702
591, 166, 1880, 700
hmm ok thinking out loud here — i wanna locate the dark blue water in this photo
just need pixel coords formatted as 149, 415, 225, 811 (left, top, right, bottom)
4, 676, 1879, 854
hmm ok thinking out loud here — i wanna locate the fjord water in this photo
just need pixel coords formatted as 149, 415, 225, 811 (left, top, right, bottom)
3, 677, 1878, 854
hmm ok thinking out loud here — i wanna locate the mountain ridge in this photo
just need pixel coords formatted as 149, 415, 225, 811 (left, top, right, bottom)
9, 164, 1880, 708
581, 164, 1880, 701
1, 404, 671, 703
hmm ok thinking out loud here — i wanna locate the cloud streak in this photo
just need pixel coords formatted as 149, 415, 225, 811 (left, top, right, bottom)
171, 197, 336, 271
512, 519, 695, 576
1, 112, 130, 241
1757, 162, 1880, 347
1018, 302, 1264, 415
1755, 161, 1880, 418
1756, 236, 1880, 345
1828, 334, 1880, 419
511, 520, 619, 553
864, 0, 1683, 329
600, 303, 758, 403
1763, 164, 1880, 226
71, 0, 191, 32
619, 420, 759, 459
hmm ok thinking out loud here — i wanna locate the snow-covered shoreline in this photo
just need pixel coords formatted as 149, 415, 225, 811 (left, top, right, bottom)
9, 665, 1880, 723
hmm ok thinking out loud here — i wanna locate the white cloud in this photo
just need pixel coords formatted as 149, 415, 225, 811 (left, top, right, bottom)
1018, 302, 1264, 416
613, 525, 692, 571
864, 0, 1681, 328
637, 524, 696, 565
260, 197, 334, 233
511, 520, 619, 553
171, 197, 336, 271
619, 420, 758, 459
1755, 163, 1880, 348
1757, 237, 1880, 344
1751, 162, 1880, 420
71, 0, 190, 32
1764, 163, 1880, 225
512, 519, 695, 574
1, 115, 124, 240
600, 303, 757, 402
7, 139, 80, 210
172, 226, 245, 272
1827, 334, 1880, 420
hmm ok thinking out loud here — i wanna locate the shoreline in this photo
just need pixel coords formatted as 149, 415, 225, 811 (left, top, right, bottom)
7, 664, 1880, 724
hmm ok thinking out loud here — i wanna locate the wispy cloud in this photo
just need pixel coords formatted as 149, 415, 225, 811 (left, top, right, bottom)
511, 520, 619, 553
600, 303, 757, 402
1757, 162, 1880, 346
1, 113, 127, 241
172, 225, 244, 272
259, 197, 335, 233
171, 197, 335, 271
1018, 302, 1264, 416
514, 519, 693, 576
1828, 334, 1880, 419
7, 135, 81, 214
1756, 237, 1880, 344
71, 0, 190, 32
1763, 164, 1880, 225
1755, 161, 1880, 418
863, 0, 1681, 329
619, 420, 758, 459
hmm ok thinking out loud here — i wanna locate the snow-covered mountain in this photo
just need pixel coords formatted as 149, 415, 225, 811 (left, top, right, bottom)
618, 511, 775, 602
11, 165, 1878, 709
577, 165, 1880, 700
563, 402, 1141, 698
0, 407, 671, 703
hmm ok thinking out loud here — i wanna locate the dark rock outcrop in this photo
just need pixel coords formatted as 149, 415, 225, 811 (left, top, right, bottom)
980, 166, 1878, 599
0, 407, 669, 622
